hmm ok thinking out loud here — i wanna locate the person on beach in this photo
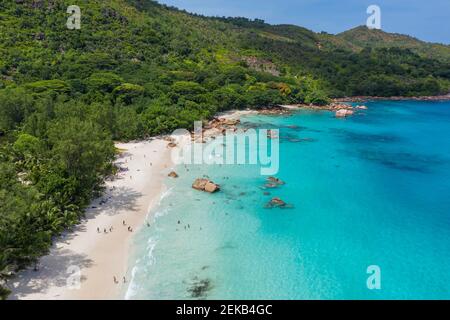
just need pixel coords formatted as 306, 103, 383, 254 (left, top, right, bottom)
97, 227, 100, 233
123, 277, 126, 283
109, 227, 113, 233
104, 228, 107, 233
114, 276, 118, 284
123, 220, 126, 226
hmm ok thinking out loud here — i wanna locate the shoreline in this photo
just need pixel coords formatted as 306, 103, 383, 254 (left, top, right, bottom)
8, 139, 174, 300
8, 96, 443, 300
333, 94, 450, 103
276, 95, 450, 115
7, 100, 449, 300
7, 109, 251, 300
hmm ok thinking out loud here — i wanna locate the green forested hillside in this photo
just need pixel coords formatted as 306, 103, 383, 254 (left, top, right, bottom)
211, 17, 450, 97
336, 26, 450, 61
0, 0, 449, 298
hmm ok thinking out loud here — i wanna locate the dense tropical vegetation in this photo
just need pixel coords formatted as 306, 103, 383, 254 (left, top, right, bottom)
0, 0, 449, 298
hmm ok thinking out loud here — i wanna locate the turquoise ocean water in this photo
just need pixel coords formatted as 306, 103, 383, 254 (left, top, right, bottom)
125, 100, 450, 300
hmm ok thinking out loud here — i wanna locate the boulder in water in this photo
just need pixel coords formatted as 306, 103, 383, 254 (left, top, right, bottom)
267, 176, 285, 185
192, 178, 220, 193
168, 171, 179, 178
204, 181, 220, 193
223, 119, 240, 126
336, 109, 354, 118
264, 197, 294, 209
265, 197, 287, 208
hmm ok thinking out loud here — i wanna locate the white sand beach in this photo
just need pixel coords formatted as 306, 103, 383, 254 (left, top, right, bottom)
7, 110, 250, 300
8, 138, 174, 300
217, 109, 257, 120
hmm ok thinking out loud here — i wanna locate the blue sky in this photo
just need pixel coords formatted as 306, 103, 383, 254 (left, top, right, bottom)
157, 0, 450, 44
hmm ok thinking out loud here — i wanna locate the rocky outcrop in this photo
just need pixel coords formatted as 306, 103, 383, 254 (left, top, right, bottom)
335, 109, 354, 118
207, 117, 240, 130
267, 176, 285, 185
278, 102, 361, 117
295, 102, 353, 112
259, 107, 291, 115
198, 117, 242, 142
204, 182, 220, 193
265, 197, 287, 208
262, 176, 286, 189
265, 197, 294, 209
241, 56, 280, 76
223, 119, 240, 126
192, 178, 220, 193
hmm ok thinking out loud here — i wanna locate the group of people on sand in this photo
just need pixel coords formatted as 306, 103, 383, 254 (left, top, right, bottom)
123, 220, 133, 232
113, 276, 127, 284
97, 226, 113, 234
108, 151, 158, 285
97, 221, 134, 234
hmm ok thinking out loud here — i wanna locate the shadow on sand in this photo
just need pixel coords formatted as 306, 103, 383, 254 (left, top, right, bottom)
7, 249, 93, 300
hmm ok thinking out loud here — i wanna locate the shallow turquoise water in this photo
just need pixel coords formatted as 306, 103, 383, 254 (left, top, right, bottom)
125, 100, 450, 300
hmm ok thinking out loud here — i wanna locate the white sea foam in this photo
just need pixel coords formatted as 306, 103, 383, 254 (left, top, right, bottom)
146, 238, 158, 267
124, 260, 139, 300
125, 188, 169, 300
158, 186, 173, 205
145, 187, 173, 222
124, 234, 159, 299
